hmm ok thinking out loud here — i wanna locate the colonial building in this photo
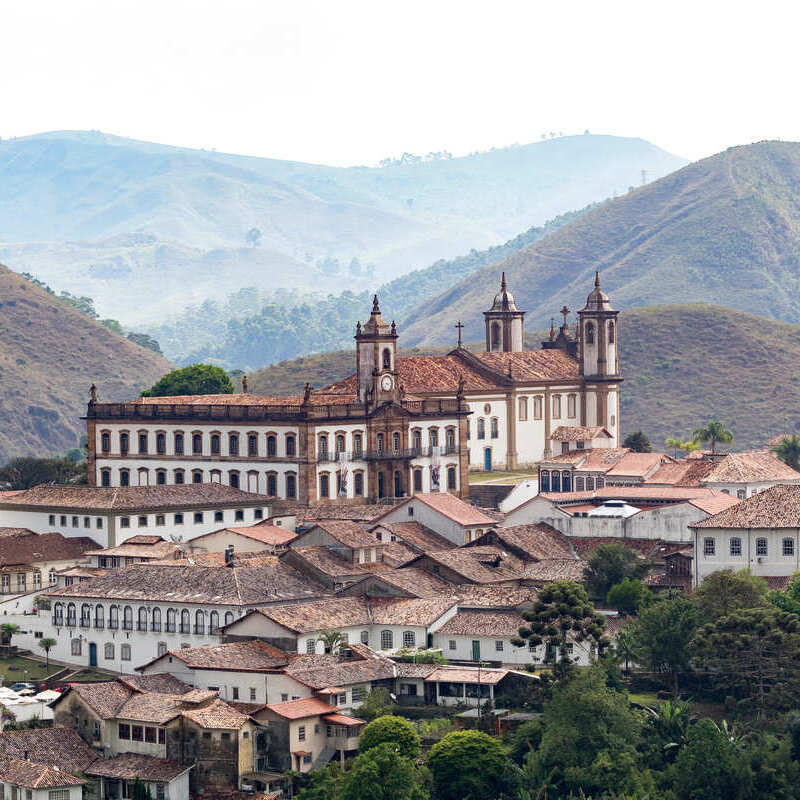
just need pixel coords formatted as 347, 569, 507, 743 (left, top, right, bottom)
85, 274, 620, 502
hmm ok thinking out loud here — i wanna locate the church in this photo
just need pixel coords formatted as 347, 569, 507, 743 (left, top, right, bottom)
85, 273, 620, 503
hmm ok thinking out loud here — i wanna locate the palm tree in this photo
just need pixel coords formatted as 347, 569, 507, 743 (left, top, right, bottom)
614, 627, 640, 674
665, 437, 683, 459
38, 637, 57, 671
693, 420, 734, 454
772, 435, 800, 471
317, 630, 346, 655
0, 623, 20, 646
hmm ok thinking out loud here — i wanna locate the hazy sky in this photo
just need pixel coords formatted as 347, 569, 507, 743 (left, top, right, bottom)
2, 0, 799, 166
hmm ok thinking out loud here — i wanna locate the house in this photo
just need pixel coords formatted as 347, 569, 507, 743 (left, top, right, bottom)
0, 728, 99, 774
8, 555, 328, 671
83, 536, 183, 568
399, 547, 525, 585
184, 525, 297, 555
398, 666, 539, 707
0, 757, 86, 800
0, 532, 98, 595
698, 450, 800, 498
0, 485, 274, 547
690, 484, 800, 585
252, 698, 365, 773
372, 493, 496, 546
85, 754, 192, 800
464, 525, 575, 562
290, 521, 385, 566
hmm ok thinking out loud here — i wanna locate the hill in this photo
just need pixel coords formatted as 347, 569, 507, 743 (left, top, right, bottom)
0, 131, 685, 324
401, 140, 800, 346
0, 265, 171, 462
248, 304, 800, 451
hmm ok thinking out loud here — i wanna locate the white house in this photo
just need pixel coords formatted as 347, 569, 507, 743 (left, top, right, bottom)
0, 757, 85, 800
85, 755, 192, 800
698, 450, 800, 499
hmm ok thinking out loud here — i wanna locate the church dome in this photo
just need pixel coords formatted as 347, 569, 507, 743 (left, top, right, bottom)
582, 271, 615, 312
488, 272, 519, 312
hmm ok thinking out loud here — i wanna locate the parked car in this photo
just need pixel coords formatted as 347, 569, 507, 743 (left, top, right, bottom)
8, 682, 36, 692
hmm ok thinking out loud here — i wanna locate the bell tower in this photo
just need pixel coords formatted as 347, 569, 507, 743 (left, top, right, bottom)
355, 295, 399, 404
484, 273, 525, 352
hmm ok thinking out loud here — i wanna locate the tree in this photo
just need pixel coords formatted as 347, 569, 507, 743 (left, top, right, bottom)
629, 593, 698, 697
131, 778, 153, 800
0, 456, 85, 489
642, 699, 692, 765
584, 542, 651, 598
427, 730, 516, 800
665, 436, 683, 458
528, 668, 652, 798
0, 624, 20, 646
693, 420, 734, 453
341, 742, 428, 800
623, 431, 652, 452
671, 719, 749, 800
141, 364, 234, 397
512, 581, 607, 678
606, 578, 651, 615
768, 572, 800, 617
127, 333, 163, 354
38, 637, 57, 670
317, 630, 346, 655
354, 688, 394, 722
692, 569, 767, 620
101, 318, 124, 334
772, 434, 800, 471
359, 715, 420, 760
246, 227, 262, 247
613, 625, 640, 673
693, 607, 800, 714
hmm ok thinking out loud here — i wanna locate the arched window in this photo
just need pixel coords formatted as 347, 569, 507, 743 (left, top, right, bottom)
210, 434, 220, 454
412, 430, 422, 452
174, 432, 184, 454
109, 605, 119, 629
166, 608, 177, 632
429, 428, 438, 447
101, 469, 111, 487
336, 434, 346, 454
120, 432, 129, 454
104, 643, 115, 660
394, 470, 402, 498
180, 609, 190, 634
286, 473, 297, 499
392, 432, 400, 453
518, 397, 528, 421
413, 469, 423, 492
229, 433, 239, 456
490, 418, 499, 439
319, 435, 328, 458
266, 435, 277, 456
477, 419, 485, 440
193, 433, 203, 454
174, 469, 185, 484
120, 469, 130, 487
267, 473, 277, 497
53, 603, 64, 625
376, 433, 384, 454
382, 348, 391, 369
195, 610, 204, 635
229, 471, 239, 489
210, 469, 222, 483
67, 603, 77, 626
285, 434, 296, 457
224, 611, 234, 626
81, 604, 91, 626
353, 433, 362, 456
320, 473, 330, 498
585, 322, 595, 345
209, 611, 219, 633
446, 429, 456, 452
101, 432, 110, 452
138, 607, 148, 631
354, 472, 364, 496
491, 322, 501, 350
138, 432, 148, 454
380, 630, 393, 650
585, 476, 595, 490
552, 472, 561, 492
192, 470, 203, 484
562, 471, 571, 492
403, 631, 416, 647
123, 606, 133, 630
447, 467, 457, 490
95, 605, 104, 628
156, 432, 166, 454
156, 469, 166, 485
151, 607, 161, 632
539, 470, 551, 492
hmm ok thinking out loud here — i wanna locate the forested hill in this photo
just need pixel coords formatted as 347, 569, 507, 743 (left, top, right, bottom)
248, 304, 800, 451
0, 131, 684, 324
0, 266, 171, 462
401, 140, 800, 346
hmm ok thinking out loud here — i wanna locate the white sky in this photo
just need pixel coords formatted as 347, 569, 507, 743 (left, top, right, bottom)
1, 0, 799, 166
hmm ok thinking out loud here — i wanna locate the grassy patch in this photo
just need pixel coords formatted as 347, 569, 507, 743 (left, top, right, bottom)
67, 669, 116, 683
0, 656, 55, 684
628, 692, 662, 707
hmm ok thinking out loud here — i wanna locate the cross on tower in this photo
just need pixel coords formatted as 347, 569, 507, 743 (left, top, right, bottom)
560, 305, 570, 327
455, 320, 464, 348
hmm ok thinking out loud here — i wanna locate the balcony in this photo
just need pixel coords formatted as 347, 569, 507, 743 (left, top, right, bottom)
66, 617, 77, 628
193, 625, 205, 635
123, 621, 133, 631
79, 618, 91, 628
52, 617, 64, 627
108, 620, 119, 630
137, 622, 148, 632
179, 624, 191, 635
165, 623, 176, 633
151, 622, 162, 632
95, 620, 105, 630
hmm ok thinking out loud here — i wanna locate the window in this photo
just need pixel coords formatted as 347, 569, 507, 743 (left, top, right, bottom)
71, 516, 79, 528
534, 396, 543, 419
250, 687, 256, 701
109, 605, 119, 629
730, 537, 742, 556
360, 630, 369, 644
120, 432, 129, 454
60, 515, 67, 526
267, 474, 277, 497
320, 473, 330, 498
449, 640, 456, 651
101, 469, 111, 487
477, 418, 485, 439
413, 469, 423, 492
352, 686, 365, 702
155, 514, 165, 527
194, 512, 204, 524
138, 515, 148, 527
518, 396, 528, 421
737, 489, 746, 500
119, 723, 131, 740
225, 611, 234, 625
174, 432, 184, 454
608, 321, 615, 344
585, 322, 595, 344
382, 347, 392, 369
123, 606, 133, 630
194, 610, 204, 634
232, 687, 239, 700
209, 610, 219, 633
158, 728, 165, 744
380, 630, 393, 650
174, 469, 185, 484
139, 432, 148, 453
83, 516, 91, 528
156, 470, 166, 485
337, 434, 346, 455
784, 538, 795, 557
756, 538, 768, 557
120, 469, 130, 487
193, 433, 203, 454
353, 433, 362, 456
248, 434, 259, 456
319, 435, 328, 458
429, 428, 438, 448
255, 509, 263, 519
298, 726, 306, 741
403, 631, 416, 647
376, 433, 384, 454
306, 639, 316, 654
152, 607, 162, 632
286, 473, 297, 499
466, 420, 470, 440
490, 321, 501, 350
552, 395, 561, 418
120, 517, 131, 529
166, 609, 176, 632
567, 394, 576, 419
101, 432, 111, 452
490, 418, 498, 439
174, 513, 184, 525
235, 509, 245, 521
229, 434, 239, 455
71, 638, 82, 656
447, 466, 457, 490
138, 607, 148, 631
495, 640, 504, 651
392, 432, 400, 453
286, 434, 296, 456
181, 610, 191, 634
158, 642, 168, 656
192, 470, 203, 484
229, 471, 239, 489
145, 727, 156, 743
105, 643, 115, 660
132, 725, 143, 742
703, 537, 716, 557
210, 434, 220, 454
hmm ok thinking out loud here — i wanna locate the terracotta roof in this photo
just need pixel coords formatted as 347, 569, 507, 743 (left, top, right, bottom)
321, 713, 366, 726
394, 663, 438, 678
0, 533, 98, 567
293, 504, 387, 523
287, 651, 398, 689
116, 692, 199, 725
64, 681, 138, 719
543, 448, 629, 470
471, 350, 580, 382
287, 546, 373, 579
139, 640, 288, 672
85, 540, 180, 559
49, 559, 325, 605
687, 493, 741, 515
482, 524, 575, 561
118, 674, 196, 694
454, 585, 538, 609
371, 522, 457, 553
692, 484, 800, 528
404, 547, 524, 583
85, 754, 190, 782
424, 666, 509, 685
382, 493, 494, 526
379, 541, 418, 567
302, 520, 376, 549
436, 610, 526, 637
374, 568, 456, 596
701, 450, 800, 484
368, 597, 456, 626
0, 483, 272, 512
0, 729, 98, 773
0, 758, 86, 788
0, 528, 36, 538
192, 525, 297, 547
181, 698, 250, 729
550, 426, 611, 441
644, 459, 716, 487
264, 697, 338, 720
606, 452, 671, 478
521, 559, 588, 582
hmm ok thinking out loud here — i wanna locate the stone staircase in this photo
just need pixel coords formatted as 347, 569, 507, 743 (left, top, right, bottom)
311, 746, 338, 769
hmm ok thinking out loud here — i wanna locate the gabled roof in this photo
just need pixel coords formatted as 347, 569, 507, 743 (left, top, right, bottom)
263, 697, 338, 720
542, 448, 629, 470
437, 610, 526, 637
692, 484, 800, 529
0, 758, 86, 788
644, 458, 716, 487
424, 666, 511, 685
701, 450, 800, 484
475, 524, 575, 561
521, 559, 588, 582
550, 426, 612, 441
378, 493, 494, 527
85, 754, 191, 782
191, 525, 297, 547
403, 547, 524, 584
137, 640, 288, 672
605, 452, 672, 478
0, 533, 98, 567
84, 539, 180, 559
301, 520, 377, 549
0, 729, 98, 773
370, 567, 455, 597
370, 522, 457, 553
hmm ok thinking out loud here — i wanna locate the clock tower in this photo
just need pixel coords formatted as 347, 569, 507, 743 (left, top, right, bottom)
355, 295, 399, 405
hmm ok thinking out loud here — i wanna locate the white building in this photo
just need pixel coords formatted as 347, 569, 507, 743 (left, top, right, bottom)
698, 450, 800, 499
0, 757, 85, 800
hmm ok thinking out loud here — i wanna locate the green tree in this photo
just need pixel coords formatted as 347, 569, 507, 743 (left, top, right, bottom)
101, 318, 124, 334
772, 434, 800, 471
127, 332, 163, 354
584, 542, 651, 598
512, 581, 607, 678
141, 364, 234, 397
528, 667, 652, 798
671, 719, 748, 800
59, 291, 98, 318
693, 419, 734, 454
614, 625, 640, 673
642, 699, 692, 765
38, 637, 57, 670
294, 765, 343, 800
606, 578, 651, 615
427, 730, 516, 800
359, 715, 420, 760
317, 630, 347, 655
693, 607, 800, 713
0, 456, 85, 489
623, 431, 652, 452
508, 717, 545, 765
341, 743, 428, 800
692, 569, 767, 620
354, 688, 395, 722
629, 593, 698, 697
767, 572, 800, 617
665, 436, 684, 458
0, 624, 20, 646
131, 778, 152, 800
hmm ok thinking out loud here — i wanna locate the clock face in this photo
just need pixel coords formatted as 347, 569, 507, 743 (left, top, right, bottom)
381, 375, 393, 391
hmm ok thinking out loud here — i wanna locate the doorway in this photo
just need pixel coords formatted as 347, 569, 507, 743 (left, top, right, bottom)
89, 642, 97, 667
472, 640, 481, 661
483, 448, 492, 471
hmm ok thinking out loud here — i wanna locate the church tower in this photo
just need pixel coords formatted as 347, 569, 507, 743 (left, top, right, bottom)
578, 272, 621, 434
484, 273, 525, 352
355, 295, 399, 404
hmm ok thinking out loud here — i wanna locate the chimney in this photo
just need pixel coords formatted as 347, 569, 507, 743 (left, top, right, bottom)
224, 544, 235, 567
23, 751, 29, 761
